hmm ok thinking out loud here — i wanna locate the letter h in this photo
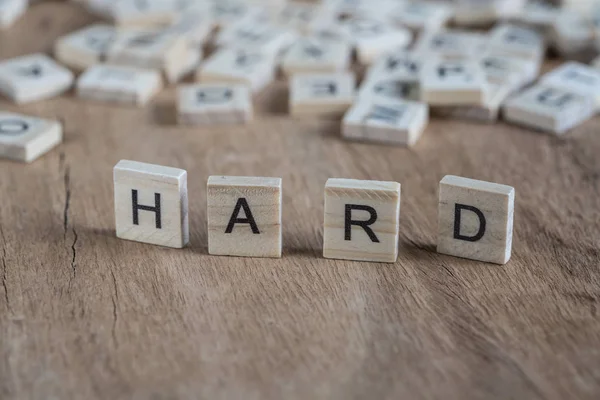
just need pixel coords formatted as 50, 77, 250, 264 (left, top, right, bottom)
131, 189, 161, 229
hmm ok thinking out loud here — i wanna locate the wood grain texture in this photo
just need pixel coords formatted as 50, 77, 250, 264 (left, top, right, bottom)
1, 3, 600, 400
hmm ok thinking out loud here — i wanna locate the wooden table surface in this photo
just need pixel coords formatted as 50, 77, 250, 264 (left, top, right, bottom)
1, 3, 600, 400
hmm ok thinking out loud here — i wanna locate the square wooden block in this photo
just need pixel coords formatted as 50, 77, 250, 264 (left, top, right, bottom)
479, 52, 540, 88
114, 160, 189, 248
540, 62, 600, 109
420, 59, 489, 106
290, 72, 355, 117
54, 24, 118, 71
0, 0, 27, 29
488, 23, 545, 61
323, 178, 401, 263
433, 81, 513, 123
414, 30, 487, 60
518, 1, 558, 30
77, 64, 163, 106
207, 176, 282, 258
106, 29, 188, 80
164, 10, 213, 47
281, 37, 351, 76
365, 50, 421, 82
210, 2, 263, 29
437, 175, 515, 265
390, 1, 453, 32
343, 96, 428, 146
177, 83, 252, 125
197, 48, 275, 93
165, 47, 202, 84
0, 111, 62, 163
111, 0, 181, 27
275, 2, 320, 34
550, 11, 594, 59
216, 22, 296, 57
503, 83, 595, 135
0, 53, 74, 104
340, 17, 412, 65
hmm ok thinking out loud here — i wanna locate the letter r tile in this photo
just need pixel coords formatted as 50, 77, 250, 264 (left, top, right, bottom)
207, 176, 282, 258
437, 175, 515, 265
113, 160, 189, 248
323, 178, 401, 263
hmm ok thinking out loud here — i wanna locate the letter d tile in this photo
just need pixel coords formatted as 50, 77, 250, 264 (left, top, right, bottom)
323, 178, 401, 263
437, 175, 515, 265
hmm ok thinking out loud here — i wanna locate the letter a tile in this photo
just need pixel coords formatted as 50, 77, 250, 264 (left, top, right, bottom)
437, 175, 515, 265
207, 176, 282, 258
323, 178, 401, 263
114, 160, 189, 248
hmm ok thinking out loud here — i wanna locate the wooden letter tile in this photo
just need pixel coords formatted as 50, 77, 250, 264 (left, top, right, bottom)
281, 37, 351, 76
414, 30, 487, 60
432, 81, 512, 123
343, 96, 428, 146
488, 23, 545, 61
0, 111, 62, 163
106, 29, 188, 80
390, 1, 453, 32
540, 62, 600, 109
340, 17, 412, 65
114, 160, 189, 248
207, 176, 282, 258
77, 64, 163, 106
216, 22, 296, 58
177, 83, 252, 125
503, 83, 595, 135
437, 175, 514, 265
0, 53, 74, 104
290, 72, 355, 118
323, 178, 401, 263
0, 0, 27, 29
197, 48, 275, 93
54, 24, 118, 71
110, 0, 181, 28
420, 59, 489, 106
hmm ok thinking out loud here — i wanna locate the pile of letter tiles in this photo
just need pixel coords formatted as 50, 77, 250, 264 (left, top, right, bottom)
0, 0, 599, 264
2, 0, 600, 154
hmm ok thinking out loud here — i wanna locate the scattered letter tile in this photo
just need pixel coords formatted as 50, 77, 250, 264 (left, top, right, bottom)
0, 0, 27, 29
77, 64, 163, 106
177, 83, 252, 125
420, 59, 489, 106
281, 37, 351, 76
197, 48, 275, 93
503, 83, 595, 135
54, 24, 118, 71
0, 53, 74, 104
290, 72, 355, 118
343, 96, 428, 146
0, 111, 62, 163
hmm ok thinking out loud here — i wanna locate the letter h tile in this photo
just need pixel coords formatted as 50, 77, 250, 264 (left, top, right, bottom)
323, 178, 401, 263
437, 175, 515, 265
114, 160, 189, 248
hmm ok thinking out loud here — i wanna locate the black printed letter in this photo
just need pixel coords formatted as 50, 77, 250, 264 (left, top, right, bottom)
131, 189, 161, 229
225, 198, 260, 234
344, 204, 379, 243
453, 204, 485, 242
